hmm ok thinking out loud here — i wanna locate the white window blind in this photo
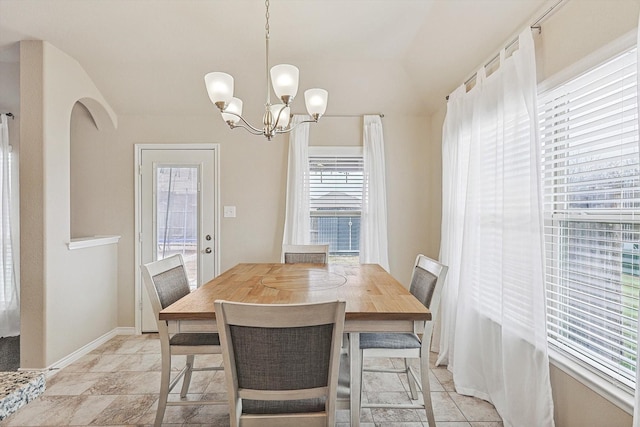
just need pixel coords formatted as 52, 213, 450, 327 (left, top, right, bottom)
539, 47, 640, 390
308, 149, 363, 259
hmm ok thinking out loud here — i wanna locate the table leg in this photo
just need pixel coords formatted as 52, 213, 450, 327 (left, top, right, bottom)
350, 332, 361, 427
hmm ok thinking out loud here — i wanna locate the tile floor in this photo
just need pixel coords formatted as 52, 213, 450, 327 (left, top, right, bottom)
0, 334, 503, 426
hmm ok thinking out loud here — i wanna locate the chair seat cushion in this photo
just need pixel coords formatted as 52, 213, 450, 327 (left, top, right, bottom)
170, 333, 220, 346
359, 332, 421, 350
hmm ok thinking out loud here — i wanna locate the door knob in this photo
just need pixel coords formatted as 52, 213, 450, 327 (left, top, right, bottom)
205, 247, 212, 254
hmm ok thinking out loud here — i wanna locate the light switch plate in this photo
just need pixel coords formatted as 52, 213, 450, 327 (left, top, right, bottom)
223, 206, 236, 218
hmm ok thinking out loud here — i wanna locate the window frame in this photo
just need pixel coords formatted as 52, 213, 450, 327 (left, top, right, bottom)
538, 29, 639, 414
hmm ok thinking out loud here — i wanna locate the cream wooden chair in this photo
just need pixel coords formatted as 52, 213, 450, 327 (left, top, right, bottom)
359, 254, 448, 427
142, 254, 225, 426
215, 299, 346, 427
281, 244, 329, 264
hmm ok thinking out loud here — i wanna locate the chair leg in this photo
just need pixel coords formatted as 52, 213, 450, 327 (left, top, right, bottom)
156, 346, 171, 427
341, 333, 349, 354
420, 352, 436, 427
357, 348, 364, 424
405, 358, 419, 400
180, 354, 195, 398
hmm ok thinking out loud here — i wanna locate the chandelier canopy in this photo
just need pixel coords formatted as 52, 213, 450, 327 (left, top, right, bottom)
204, 0, 328, 141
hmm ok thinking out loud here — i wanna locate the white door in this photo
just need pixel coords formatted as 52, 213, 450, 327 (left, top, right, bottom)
139, 147, 218, 332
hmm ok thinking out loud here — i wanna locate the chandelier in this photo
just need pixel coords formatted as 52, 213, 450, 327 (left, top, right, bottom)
204, 0, 328, 141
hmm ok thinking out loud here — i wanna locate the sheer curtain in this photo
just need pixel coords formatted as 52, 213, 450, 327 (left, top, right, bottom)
281, 115, 311, 252
0, 113, 19, 337
440, 30, 554, 426
436, 84, 474, 367
360, 115, 389, 271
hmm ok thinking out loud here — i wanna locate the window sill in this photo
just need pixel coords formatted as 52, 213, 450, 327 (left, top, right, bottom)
549, 349, 634, 415
67, 235, 121, 250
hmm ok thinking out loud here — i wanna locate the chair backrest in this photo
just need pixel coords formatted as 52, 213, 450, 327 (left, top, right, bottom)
142, 254, 191, 328
214, 299, 346, 427
282, 244, 330, 264
409, 254, 448, 322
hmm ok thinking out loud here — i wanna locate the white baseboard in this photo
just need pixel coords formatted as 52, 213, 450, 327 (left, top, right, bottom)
45, 327, 136, 377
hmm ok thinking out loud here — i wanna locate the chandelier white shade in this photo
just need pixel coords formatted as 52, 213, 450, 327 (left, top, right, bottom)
305, 89, 329, 117
269, 104, 291, 129
270, 64, 299, 102
204, 72, 234, 106
221, 97, 243, 125
204, 0, 328, 141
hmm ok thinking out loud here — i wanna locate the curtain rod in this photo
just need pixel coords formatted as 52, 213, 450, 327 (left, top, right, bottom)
321, 113, 384, 118
1, 113, 14, 119
446, 0, 566, 100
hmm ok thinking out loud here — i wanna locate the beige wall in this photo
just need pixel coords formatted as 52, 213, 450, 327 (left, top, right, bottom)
19, 41, 46, 368
429, 1, 640, 426
104, 111, 434, 327
70, 103, 118, 238
19, 40, 119, 368
537, 0, 640, 82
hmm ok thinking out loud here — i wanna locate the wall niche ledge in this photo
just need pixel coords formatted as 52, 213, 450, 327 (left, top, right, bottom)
67, 235, 121, 250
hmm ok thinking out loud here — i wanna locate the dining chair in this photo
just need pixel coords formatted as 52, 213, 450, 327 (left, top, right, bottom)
281, 244, 330, 264
142, 254, 225, 427
359, 254, 448, 427
214, 299, 346, 427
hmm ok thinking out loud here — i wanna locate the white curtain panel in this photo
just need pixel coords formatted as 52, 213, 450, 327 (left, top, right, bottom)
0, 113, 19, 337
436, 84, 474, 368
281, 115, 311, 254
633, 11, 640, 427
442, 30, 555, 426
360, 115, 390, 271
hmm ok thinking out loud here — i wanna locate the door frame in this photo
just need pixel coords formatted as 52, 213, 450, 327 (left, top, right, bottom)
134, 143, 220, 334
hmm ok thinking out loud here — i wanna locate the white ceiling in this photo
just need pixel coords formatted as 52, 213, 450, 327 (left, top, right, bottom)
0, 0, 551, 116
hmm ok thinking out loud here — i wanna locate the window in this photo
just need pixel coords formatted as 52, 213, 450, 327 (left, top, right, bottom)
308, 147, 363, 264
539, 47, 640, 391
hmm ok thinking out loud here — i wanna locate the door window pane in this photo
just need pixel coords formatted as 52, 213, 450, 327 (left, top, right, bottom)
156, 167, 198, 289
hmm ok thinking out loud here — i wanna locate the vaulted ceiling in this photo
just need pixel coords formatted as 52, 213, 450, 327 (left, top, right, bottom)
0, 0, 550, 116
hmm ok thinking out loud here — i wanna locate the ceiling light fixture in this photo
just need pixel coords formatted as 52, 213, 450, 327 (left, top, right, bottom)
204, 0, 328, 141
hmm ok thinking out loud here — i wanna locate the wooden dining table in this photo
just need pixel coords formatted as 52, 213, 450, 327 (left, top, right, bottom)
159, 262, 430, 426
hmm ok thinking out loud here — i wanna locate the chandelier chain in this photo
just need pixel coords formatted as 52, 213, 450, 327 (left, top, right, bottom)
264, 0, 271, 105
265, 0, 270, 38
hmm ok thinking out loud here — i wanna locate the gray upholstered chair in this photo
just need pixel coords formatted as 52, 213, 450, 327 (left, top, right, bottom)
214, 299, 346, 427
142, 254, 225, 426
359, 254, 448, 427
281, 244, 330, 264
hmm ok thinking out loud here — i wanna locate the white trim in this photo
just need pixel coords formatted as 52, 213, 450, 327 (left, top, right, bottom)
308, 146, 363, 156
549, 349, 634, 415
133, 143, 219, 151
538, 29, 637, 94
44, 327, 136, 378
134, 146, 141, 333
67, 235, 120, 250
